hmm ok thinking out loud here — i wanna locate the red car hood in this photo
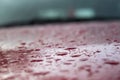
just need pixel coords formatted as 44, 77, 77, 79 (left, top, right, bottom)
0, 21, 120, 80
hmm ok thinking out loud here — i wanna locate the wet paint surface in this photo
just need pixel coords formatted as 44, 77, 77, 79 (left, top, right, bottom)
0, 21, 120, 80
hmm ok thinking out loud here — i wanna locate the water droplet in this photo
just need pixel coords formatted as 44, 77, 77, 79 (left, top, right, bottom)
60, 70, 69, 73
64, 47, 76, 51
96, 50, 101, 53
104, 60, 119, 65
56, 52, 68, 56
45, 54, 51, 57
31, 59, 43, 62
35, 49, 40, 51
24, 69, 33, 73
33, 71, 50, 76
21, 42, 26, 45
79, 65, 91, 70
80, 58, 88, 61
55, 59, 61, 62
46, 60, 53, 63
69, 40, 76, 42
79, 65, 92, 76
114, 40, 119, 43
46, 57, 53, 60
106, 39, 111, 41
71, 54, 81, 57
4, 75, 16, 80
63, 62, 72, 65
0, 59, 8, 65
67, 59, 75, 62
10, 60, 18, 64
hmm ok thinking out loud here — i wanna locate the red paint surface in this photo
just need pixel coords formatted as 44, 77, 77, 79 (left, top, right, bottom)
0, 21, 120, 80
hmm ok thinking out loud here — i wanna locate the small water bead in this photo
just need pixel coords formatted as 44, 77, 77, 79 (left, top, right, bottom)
63, 62, 72, 65
21, 42, 26, 45
32, 71, 50, 76
30, 59, 43, 63
56, 52, 68, 56
104, 60, 119, 65
80, 58, 88, 61
35, 49, 41, 51
70, 54, 81, 58
64, 47, 77, 51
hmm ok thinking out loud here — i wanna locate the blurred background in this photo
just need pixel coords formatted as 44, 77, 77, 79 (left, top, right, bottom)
0, 0, 120, 26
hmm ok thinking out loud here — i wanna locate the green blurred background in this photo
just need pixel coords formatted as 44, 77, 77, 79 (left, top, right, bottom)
0, 0, 120, 26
